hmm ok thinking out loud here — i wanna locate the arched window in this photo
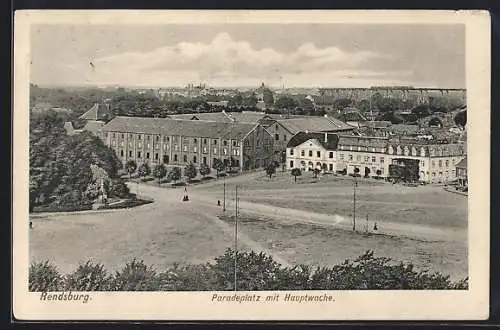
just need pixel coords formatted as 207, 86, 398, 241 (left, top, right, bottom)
404, 146, 410, 156
388, 146, 394, 155
396, 146, 402, 155
411, 147, 417, 156
420, 147, 426, 157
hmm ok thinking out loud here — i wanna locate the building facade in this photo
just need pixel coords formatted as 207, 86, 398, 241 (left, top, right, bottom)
100, 116, 274, 172
286, 132, 339, 173
286, 132, 466, 183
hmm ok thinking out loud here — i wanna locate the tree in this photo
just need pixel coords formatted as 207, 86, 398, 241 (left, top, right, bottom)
125, 160, 137, 180
266, 162, 276, 179
312, 168, 321, 179
138, 163, 151, 181
199, 163, 211, 178
184, 163, 197, 182
243, 94, 258, 108
152, 164, 167, 185
212, 158, 226, 177
275, 96, 298, 110
291, 168, 302, 182
168, 166, 181, 184
263, 89, 274, 106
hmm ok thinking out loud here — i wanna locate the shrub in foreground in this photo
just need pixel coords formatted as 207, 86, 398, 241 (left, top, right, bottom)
64, 261, 113, 291
29, 250, 468, 292
29, 261, 64, 292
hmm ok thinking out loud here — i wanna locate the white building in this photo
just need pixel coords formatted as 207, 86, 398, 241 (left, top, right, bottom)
286, 132, 467, 183
286, 132, 340, 173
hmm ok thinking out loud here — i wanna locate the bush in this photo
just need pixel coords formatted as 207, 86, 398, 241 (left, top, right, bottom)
112, 259, 160, 291
31, 250, 469, 292
211, 249, 282, 291
29, 261, 64, 292
159, 264, 219, 291
108, 179, 130, 198
64, 261, 113, 291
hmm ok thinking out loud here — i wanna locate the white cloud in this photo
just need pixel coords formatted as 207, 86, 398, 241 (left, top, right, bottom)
87, 32, 400, 87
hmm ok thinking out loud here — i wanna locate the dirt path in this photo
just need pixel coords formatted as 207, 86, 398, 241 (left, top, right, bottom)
128, 183, 291, 267
133, 182, 465, 243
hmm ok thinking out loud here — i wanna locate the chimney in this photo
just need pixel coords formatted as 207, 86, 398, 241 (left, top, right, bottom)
324, 133, 328, 143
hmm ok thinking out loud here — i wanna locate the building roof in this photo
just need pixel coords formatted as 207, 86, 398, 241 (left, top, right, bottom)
365, 121, 392, 129
389, 124, 420, 135
169, 111, 267, 124
102, 116, 259, 140
277, 116, 353, 134
337, 135, 389, 149
79, 103, 112, 121
286, 132, 340, 150
456, 157, 467, 169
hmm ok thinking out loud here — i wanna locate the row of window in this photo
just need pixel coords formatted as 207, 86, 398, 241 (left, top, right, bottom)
118, 150, 239, 166
289, 149, 334, 159
339, 145, 385, 153
339, 154, 386, 164
112, 142, 240, 156
339, 144, 464, 158
431, 159, 455, 168
106, 132, 239, 147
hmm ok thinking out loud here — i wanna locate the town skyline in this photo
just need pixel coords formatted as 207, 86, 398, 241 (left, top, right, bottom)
30, 24, 465, 89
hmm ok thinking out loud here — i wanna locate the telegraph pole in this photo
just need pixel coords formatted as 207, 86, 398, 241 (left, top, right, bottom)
223, 175, 226, 212
234, 185, 239, 291
353, 177, 357, 231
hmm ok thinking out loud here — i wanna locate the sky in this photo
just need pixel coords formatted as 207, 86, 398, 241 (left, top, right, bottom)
30, 24, 465, 89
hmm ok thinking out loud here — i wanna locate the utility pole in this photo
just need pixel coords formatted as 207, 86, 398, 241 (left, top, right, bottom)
234, 185, 239, 291
353, 177, 357, 231
223, 175, 226, 212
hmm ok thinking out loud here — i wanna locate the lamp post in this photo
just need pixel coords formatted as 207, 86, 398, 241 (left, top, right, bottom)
353, 176, 357, 232
223, 175, 226, 212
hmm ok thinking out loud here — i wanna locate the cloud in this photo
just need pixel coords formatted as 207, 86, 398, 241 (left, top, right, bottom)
91, 32, 396, 86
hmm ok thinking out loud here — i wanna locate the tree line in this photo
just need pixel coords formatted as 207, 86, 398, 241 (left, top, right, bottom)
125, 157, 239, 185
29, 249, 468, 292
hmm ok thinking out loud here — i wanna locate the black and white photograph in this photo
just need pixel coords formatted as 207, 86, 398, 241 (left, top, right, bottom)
13, 10, 490, 320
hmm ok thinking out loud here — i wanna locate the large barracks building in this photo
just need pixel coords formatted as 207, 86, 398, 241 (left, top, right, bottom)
100, 116, 274, 172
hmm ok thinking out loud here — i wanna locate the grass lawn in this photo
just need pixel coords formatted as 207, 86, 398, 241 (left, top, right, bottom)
200, 171, 467, 229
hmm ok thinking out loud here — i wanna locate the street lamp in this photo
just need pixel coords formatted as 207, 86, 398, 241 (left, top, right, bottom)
353, 176, 357, 231
223, 175, 226, 212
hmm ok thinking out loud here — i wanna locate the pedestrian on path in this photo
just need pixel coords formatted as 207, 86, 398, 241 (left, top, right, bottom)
217, 200, 221, 207
373, 222, 378, 231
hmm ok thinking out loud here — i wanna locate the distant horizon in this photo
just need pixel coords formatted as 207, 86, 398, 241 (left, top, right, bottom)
32, 82, 467, 91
